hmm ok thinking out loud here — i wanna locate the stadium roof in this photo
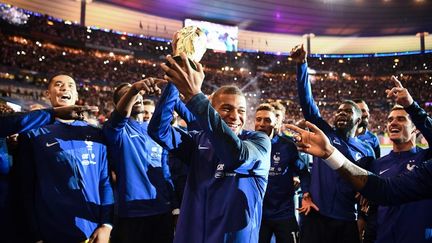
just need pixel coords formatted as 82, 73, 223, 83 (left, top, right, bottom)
99, 0, 432, 37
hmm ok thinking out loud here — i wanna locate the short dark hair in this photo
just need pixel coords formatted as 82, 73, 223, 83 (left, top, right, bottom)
211, 85, 244, 106
47, 72, 74, 88
256, 103, 275, 113
341, 100, 361, 118
390, 105, 413, 123
113, 82, 131, 105
143, 99, 155, 106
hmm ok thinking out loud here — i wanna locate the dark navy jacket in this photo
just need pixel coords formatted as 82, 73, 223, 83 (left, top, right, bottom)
358, 129, 381, 158
262, 134, 310, 220
297, 62, 375, 221
148, 83, 271, 243
103, 110, 174, 217
19, 120, 114, 242
368, 102, 432, 243
1, 109, 54, 138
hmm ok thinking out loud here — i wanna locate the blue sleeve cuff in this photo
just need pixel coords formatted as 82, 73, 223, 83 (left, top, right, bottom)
108, 110, 129, 128
186, 93, 208, 114
359, 172, 380, 197
404, 101, 420, 115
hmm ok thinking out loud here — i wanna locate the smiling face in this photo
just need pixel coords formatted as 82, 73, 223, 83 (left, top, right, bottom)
212, 93, 246, 135
386, 109, 416, 144
46, 74, 78, 107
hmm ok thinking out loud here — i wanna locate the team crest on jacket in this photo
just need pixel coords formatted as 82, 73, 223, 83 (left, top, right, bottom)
406, 160, 417, 171
273, 152, 281, 164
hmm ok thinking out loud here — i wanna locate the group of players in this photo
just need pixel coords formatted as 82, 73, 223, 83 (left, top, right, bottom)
1, 44, 431, 243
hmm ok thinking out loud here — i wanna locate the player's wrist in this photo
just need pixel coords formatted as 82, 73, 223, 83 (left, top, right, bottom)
324, 148, 345, 170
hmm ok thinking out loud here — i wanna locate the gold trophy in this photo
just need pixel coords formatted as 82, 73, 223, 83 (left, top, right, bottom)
168, 26, 207, 70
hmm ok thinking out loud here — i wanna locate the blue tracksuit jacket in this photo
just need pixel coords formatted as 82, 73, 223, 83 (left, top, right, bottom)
148, 83, 271, 243
297, 62, 375, 221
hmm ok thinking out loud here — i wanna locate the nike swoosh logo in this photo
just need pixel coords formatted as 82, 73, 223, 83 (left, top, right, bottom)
333, 139, 341, 145
46, 141, 59, 147
130, 134, 140, 138
198, 145, 209, 150
379, 168, 391, 175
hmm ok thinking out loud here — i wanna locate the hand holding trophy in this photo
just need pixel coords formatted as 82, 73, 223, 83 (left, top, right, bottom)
168, 26, 207, 70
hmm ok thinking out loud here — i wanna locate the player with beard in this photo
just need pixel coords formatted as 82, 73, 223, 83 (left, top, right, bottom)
355, 99, 381, 158
148, 53, 271, 243
103, 79, 177, 243
255, 103, 314, 243
291, 44, 375, 243
284, 77, 432, 241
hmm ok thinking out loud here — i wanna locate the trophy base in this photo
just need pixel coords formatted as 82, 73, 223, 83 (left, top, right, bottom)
166, 56, 197, 71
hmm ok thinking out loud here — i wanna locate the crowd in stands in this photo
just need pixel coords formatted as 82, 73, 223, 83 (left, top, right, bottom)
1, 10, 431, 136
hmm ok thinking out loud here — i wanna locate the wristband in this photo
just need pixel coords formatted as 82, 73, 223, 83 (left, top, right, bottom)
172, 208, 180, 215
102, 223, 113, 229
324, 149, 346, 170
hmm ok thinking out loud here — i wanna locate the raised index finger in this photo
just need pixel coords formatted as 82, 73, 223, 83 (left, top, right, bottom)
391, 75, 403, 88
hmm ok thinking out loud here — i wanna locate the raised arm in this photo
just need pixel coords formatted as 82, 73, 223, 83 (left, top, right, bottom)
148, 81, 194, 162
0, 105, 98, 137
286, 122, 432, 205
115, 78, 165, 118
387, 75, 432, 144
161, 53, 271, 173
291, 45, 325, 126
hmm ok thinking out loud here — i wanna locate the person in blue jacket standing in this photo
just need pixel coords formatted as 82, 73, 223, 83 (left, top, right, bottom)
355, 99, 381, 158
291, 44, 375, 243
17, 74, 114, 243
254, 103, 315, 243
284, 77, 432, 221
149, 53, 271, 243
362, 76, 432, 243
103, 78, 178, 243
